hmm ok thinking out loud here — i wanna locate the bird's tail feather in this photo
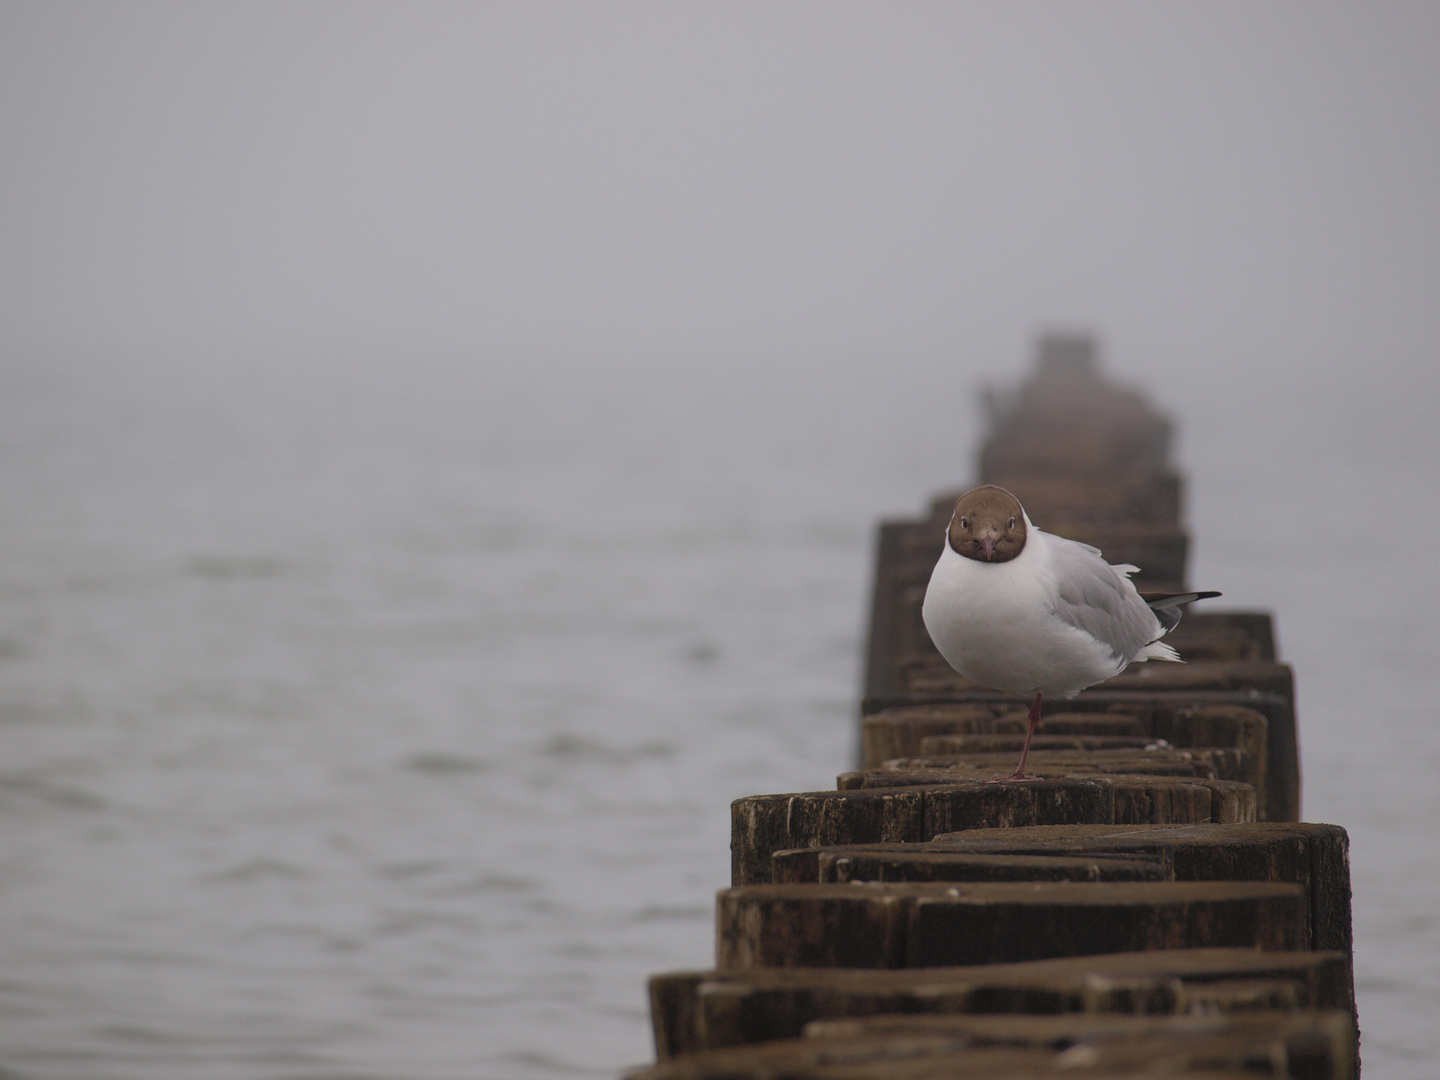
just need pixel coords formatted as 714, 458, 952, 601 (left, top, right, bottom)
1134, 640, 1182, 663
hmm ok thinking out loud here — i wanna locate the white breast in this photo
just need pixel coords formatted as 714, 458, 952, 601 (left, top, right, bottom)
920, 530, 1127, 697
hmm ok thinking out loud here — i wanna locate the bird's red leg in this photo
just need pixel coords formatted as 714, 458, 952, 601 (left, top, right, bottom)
986, 692, 1042, 782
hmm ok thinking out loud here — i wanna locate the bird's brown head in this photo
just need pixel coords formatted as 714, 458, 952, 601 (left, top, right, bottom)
947, 485, 1028, 563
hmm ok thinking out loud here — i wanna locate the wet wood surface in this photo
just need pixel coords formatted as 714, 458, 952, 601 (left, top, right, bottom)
630, 338, 1356, 1078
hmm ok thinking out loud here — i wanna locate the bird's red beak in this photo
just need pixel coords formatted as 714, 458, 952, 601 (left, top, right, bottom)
982, 537, 996, 560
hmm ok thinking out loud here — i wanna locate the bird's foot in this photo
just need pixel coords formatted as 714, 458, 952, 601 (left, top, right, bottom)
983, 771, 1041, 784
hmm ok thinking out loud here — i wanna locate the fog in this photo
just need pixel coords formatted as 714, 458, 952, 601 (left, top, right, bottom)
1, 5, 1437, 1078
3, 3, 1437, 377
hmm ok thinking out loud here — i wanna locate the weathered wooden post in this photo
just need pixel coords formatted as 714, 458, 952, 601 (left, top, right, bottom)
627, 336, 1357, 1079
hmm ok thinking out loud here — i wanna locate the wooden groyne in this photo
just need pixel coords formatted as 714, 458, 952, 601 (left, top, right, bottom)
628, 335, 1357, 1079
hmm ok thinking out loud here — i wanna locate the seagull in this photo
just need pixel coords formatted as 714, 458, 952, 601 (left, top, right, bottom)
921, 485, 1219, 781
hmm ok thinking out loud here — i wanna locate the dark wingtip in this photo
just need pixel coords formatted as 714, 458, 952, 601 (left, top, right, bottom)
1140, 589, 1222, 608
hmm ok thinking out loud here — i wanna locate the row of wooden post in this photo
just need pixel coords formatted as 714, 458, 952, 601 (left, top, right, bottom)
627, 338, 1358, 1079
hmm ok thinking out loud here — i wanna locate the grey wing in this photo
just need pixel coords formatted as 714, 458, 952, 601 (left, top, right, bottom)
1046, 535, 1162, 663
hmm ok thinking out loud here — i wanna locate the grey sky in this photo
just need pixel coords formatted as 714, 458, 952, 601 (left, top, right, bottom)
2, 2, 1437, 391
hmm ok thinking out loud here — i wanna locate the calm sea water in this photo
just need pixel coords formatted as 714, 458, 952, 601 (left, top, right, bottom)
0, 351, 1435, 1078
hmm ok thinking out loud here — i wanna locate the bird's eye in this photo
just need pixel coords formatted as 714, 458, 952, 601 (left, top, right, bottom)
1008, 516, 1016, 529
959, 516, 968, 529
